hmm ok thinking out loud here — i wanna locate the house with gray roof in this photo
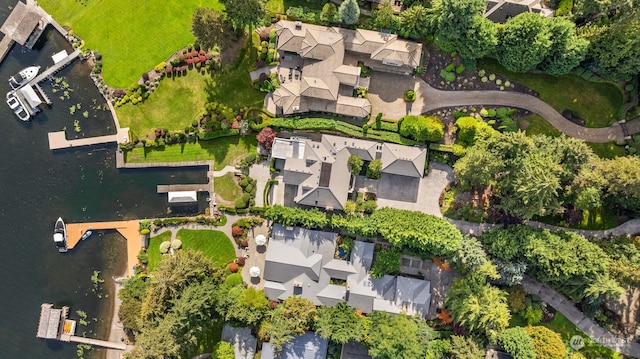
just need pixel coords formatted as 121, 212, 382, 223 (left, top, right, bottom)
271, 134, 427, 211
268, 20, 422, 118
484, 0, 553, 23
263, 224, 432, 317
262, 331, 329, 359
221, 324, 257, 359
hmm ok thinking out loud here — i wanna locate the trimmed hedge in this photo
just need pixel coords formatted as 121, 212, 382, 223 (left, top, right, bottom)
197, 129, 240, 141
251, 117, 419, 145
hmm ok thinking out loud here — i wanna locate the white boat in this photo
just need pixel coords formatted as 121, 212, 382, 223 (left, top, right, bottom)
9, 66, 40, 89
14, 104, 30, 121
6, 92, 19, 109
53, 217, 68, 253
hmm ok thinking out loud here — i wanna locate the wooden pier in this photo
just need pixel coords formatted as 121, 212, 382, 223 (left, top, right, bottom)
48, 127, 130, 150
157, 184, 210, 193
0, 1, 49, 64
66, 220, 141, 277
37, 303, 127, 350
28, 49, 81, 85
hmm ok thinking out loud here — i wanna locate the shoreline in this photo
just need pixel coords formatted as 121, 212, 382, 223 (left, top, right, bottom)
105, 268, 131, 359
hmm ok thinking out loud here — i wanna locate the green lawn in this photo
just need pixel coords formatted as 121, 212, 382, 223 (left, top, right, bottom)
205, 33, 265, 109
265, 0, 325, 13
124, 135, 257, 170
479, 59, 624, 128
148, 229, 236, 271
39, 0, 224, 88
587, 142, 626, 159
510, 313, 622, 358
147, 231, 171, 272
117, 70, 209, 138
518, 114, 562, 137
215, 173, 243, 201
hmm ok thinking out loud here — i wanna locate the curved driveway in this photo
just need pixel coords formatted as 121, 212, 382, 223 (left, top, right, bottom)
367, 73, 626, 143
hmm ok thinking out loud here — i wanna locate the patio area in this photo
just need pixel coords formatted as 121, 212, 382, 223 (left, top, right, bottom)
240, 222, 270, 289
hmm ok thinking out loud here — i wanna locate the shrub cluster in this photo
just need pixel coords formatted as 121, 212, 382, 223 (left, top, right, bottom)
152, 215, 226, 228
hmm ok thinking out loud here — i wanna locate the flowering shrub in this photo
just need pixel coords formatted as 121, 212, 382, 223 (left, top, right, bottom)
228, 263, 239, 273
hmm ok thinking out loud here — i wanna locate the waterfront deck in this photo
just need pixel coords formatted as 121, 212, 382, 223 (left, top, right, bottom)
157, 184, 210, 193
0, 1, 48, 64
66, 220, 141, 277
48, 127, 129, 150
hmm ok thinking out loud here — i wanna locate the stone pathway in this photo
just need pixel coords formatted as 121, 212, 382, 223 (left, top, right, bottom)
212, 165, 239, 177
240, 222, 270, 290
523, 277, 640, 358
368, 73, 630, 143
249, 161, 271, 207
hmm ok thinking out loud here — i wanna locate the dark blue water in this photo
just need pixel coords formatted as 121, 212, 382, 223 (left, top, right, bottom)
0, 2, 207, 358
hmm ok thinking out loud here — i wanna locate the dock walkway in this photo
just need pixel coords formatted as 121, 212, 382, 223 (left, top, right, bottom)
29, 49, 80, 85
48, 127, 129, 150
61, 335, 127, 350
66, 220, 141, 277
157, 184, 210, 193
0, 36, 14, 63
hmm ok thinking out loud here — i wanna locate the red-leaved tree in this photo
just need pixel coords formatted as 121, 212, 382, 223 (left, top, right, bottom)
257, 127, 277, 150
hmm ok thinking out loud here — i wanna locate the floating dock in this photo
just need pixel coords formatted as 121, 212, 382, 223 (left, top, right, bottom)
37, 303, 126, 350
48, 127, 130, 150
65, 220, 141, 277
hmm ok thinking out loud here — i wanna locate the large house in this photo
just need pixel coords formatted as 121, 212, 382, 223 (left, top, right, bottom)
484, 0, 553, 23
271, 134, 427, 211
268, 20, 423, 118
263, 224, 432, 318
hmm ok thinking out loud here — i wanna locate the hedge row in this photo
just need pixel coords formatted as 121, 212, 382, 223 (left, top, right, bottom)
251, 117, 419, 145
152, 215, 226, 227
197, 128, 240, 141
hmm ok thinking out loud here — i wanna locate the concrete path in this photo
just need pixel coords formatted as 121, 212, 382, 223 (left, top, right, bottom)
523, 277, 640, 358
212, 165, 239, 177
368, 72, 627, 143
249, 161, 271, 207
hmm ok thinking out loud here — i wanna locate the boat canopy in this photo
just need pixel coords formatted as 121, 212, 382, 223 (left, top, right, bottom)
19, 85, 41, 108
53, 233, 64, 243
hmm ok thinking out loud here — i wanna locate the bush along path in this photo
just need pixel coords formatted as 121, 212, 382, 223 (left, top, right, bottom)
522, 276, 640, 358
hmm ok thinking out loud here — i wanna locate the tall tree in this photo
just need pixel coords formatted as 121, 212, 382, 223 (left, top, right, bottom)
220, 0, 265, 30
314, 302, 369, 344
434, 0, 496, 59
446, 277, 510, 340
320, 2, 338, 24
498, 327, 536, 359
399, 4, 432, 39
372, 1, 399, 31
497, 12, 552, 72
339, 0, 361, 25
449, 335, 485, 359
348, 154, 364, 175
263, 296, 317, 350
367, 312, 434, 359
595, 156, 640, 212
539, 17, 589, 75
191, 7, 229, 51
217, 284, 269, 326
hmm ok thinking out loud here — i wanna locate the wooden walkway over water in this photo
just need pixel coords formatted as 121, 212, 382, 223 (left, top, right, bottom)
61, 335, 127, 350
66, 220, 141, 277
157, 184, 210, 193
48, 127, 130, 150
28, 49, 81, 85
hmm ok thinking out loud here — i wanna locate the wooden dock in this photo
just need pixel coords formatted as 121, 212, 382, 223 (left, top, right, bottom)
157, 184, 210, 193
0, 35, 14, 64
48, 127, 129, 150
62, 335, 127, 350
28, 49, 81, 85
66, 220, 141, 277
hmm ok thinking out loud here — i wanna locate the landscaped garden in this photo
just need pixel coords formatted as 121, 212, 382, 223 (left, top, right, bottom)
214, 173, 243, 202
39, 0, 224, 88
124, 135, 257, 171
478, 58, 624, 129
147, 229, 235, 271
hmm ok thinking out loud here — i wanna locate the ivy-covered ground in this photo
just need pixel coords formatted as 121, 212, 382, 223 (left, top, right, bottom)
39, 0, 224, 88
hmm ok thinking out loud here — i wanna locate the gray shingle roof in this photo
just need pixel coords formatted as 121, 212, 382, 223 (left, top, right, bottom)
484, 0, 553, 23
262, 332, 329, 359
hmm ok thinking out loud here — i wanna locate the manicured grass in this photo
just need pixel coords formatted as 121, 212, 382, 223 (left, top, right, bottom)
39, 0, 224, 88
517, 114, 561, 137
587, 142, 626, 159
206, 33, 265, 109
176, 229, 236, 267
117, 70, 209, 138
215, 173, 243, 201
147, 231, 171, 272
265, 0, 325, 13
124, 136, 258, 170
147, 229, 236, 271
479, 59, 624, 128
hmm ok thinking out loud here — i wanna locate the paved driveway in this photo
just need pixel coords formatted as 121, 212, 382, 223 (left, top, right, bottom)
376, 162, 454, 217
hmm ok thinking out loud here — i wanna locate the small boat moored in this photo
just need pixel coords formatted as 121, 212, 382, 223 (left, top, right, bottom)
14, 105, 30, 121
80, 230, 93, 241
9, 66, 40, 89
53, 217, 68, 253
6, 92, 19, 109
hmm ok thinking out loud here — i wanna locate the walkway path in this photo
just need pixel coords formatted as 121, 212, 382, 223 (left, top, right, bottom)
249, 161, 271, 207
368, 73, 628, 143
212, 165, 239, 177
522, 277, 640, 358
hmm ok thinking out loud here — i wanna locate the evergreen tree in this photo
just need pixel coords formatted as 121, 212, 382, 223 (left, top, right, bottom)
497, 12, 552, 72
339, 0, 360, 25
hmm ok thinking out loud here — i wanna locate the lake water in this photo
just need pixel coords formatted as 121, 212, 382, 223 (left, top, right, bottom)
0, 2, 206, 358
